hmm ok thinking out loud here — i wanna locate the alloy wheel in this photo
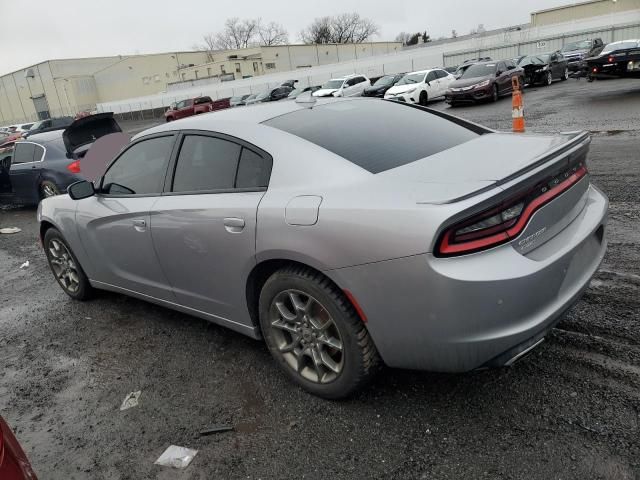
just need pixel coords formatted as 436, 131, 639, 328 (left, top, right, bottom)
268, 289, 344, 384
42, 183, 59, 198
47, 239, 80, 293
546, 71, 553, 85
564, 68, 569, 80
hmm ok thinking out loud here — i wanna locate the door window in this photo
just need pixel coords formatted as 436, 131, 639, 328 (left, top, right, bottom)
426, 71, 437, 83
172, 135, 241, 192
102, 136, 174, 195
12, 143, 36, 164
434, 70, 448, 79
235, 148, 272, 189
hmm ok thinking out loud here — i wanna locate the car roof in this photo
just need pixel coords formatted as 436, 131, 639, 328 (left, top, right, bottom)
134, 97, 347, 140
26, 129, 64, 144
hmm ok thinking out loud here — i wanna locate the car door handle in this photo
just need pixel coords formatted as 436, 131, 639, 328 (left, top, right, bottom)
132, 219, 146, 232
224, 217, 245, 233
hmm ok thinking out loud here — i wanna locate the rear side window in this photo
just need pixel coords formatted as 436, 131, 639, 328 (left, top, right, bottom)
172, 135, 241, 192
12, 143, 36, 164
102, 136, 173, 195
236, 148, 271, 188
264, 100, 479, 174
33, 144, 45, 162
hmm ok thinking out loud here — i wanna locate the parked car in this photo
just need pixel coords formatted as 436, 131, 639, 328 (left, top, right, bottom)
362, 73, 405, 97
246, 85, 294, 105
38, 97, 607, 399
518, 52, 569, 85
287, 85, 321, 99
384, 68, 455, 104
445, 60, 524, 105
0, 112, 122, 205
586, 39, 640, 80
312, 74, 370, 97
230, 94, 251, 107
0, 416, 38, 479
164, 96, 227, 122
455, 57, 493, 78
560, 38, 604, 72
280, 79, 298, 88
23, 117, 74, 138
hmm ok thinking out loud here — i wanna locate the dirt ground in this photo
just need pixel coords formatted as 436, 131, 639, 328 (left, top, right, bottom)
1, 77, 639, 479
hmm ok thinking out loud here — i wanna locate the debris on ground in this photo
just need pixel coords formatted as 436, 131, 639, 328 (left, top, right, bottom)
199, 424, 234, 436
19, 260, 29, 269
119, 391, 141, 411
0, 227, 21, 234
154, 445, 198, 469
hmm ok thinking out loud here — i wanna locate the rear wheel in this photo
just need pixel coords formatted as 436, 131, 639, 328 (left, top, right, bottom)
259, 266, 380, 399
419, 91, 428, 106
40, 181, 60, 199
44, 228, 93, 300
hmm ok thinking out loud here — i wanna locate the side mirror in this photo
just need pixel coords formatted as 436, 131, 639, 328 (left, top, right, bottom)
67, 180, 95, 200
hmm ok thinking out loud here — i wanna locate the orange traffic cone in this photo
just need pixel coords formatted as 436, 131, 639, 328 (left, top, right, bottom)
512, 76, 525, 133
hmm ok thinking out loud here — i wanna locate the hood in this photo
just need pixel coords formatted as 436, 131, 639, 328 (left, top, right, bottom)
386, 84, 419, 95
380, 132, 575, 204
448, 75, 493, 89
312, 88, 338, 97
62, 112, 122, 156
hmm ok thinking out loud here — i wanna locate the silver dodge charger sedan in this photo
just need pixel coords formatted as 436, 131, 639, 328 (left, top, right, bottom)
38, 97, 608, 398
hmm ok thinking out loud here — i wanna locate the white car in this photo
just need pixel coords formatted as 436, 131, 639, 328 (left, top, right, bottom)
384, 68, 455, 105
312, 74, 370, 98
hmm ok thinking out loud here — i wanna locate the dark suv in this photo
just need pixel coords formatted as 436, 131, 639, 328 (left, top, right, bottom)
560, 38, 604, 72
23, 117, 74, 138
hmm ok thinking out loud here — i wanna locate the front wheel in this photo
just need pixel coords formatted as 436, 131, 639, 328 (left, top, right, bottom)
491, 84, 499, 102
419, 91, 428, 106
44, 228, 93, 300
259, 266, 380, 399
545, 70, 553, 86
561, 68, 569, 81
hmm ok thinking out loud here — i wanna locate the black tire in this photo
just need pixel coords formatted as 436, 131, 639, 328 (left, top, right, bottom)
419, 91, 428, 106
545, 70, 553, 86
43, 228, 93, 301
492, 84, 499, 102
259, 265, 380, 399
40, 180, 60, 199
561, 67, 569, 81
166, 116, 173, 122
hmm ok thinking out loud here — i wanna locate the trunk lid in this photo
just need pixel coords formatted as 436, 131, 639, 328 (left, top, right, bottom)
382, 131, 589, 204
62, 112, 122, 157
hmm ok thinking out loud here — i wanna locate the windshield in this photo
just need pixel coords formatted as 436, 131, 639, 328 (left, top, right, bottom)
602, 41, 639, 54
29, 121, 45, 130
321, 80, 344, 89
397, 73, 425, 85
373, 75, 395, 86
518, 55, 550, 66
461, 63, 496, 79
561, 40, 592, 52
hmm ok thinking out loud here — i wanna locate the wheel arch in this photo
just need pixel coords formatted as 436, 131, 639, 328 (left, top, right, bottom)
245, 257, 361, 334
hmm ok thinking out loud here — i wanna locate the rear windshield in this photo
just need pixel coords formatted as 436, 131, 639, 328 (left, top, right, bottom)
263, 100, 479, 174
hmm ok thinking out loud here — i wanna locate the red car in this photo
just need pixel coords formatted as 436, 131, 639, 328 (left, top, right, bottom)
164, 96, 230, 122
0, 417, 38, 479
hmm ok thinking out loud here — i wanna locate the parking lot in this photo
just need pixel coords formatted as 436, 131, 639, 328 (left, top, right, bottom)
1, 77, 639, 479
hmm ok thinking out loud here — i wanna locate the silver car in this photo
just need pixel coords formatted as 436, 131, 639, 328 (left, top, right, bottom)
38, 98, 608, 398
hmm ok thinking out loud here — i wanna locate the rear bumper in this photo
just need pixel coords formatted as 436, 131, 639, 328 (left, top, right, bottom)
330, 184, 608, 372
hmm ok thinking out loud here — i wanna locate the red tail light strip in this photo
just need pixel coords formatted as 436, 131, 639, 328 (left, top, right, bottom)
439, 165, 588, 255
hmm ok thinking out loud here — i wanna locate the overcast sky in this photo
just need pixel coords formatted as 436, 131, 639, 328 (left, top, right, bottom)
1, 0, 567, 75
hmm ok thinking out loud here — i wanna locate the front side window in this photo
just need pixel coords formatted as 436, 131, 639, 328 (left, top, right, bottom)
172, 135, 241, 192
426, 71, 437, 83
102, 136, 174, 195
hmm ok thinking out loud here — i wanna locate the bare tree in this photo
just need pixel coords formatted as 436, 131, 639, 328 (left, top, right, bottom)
300, 13, 379, 44
212, 17, 260, 50
258, 21, 289, 46
395, 32, 412, 45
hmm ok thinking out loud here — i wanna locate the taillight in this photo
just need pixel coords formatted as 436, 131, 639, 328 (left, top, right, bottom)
436, 163, 588, 257
66, 160, 81, 174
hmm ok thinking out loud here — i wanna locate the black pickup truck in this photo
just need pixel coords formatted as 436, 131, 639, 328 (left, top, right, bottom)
585, 39, 640, 80
560, 38, 604, 72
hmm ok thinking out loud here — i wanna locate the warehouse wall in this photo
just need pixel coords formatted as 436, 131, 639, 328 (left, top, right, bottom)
531, 0, 640, 26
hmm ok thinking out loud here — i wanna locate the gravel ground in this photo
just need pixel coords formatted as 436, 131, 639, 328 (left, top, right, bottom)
1, 77, 639, 480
